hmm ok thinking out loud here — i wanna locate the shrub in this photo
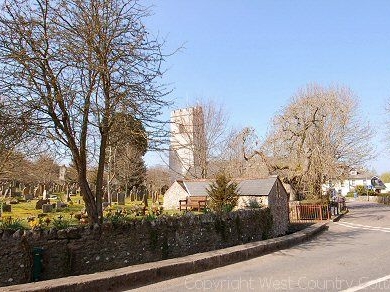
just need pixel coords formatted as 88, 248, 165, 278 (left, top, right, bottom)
355, 185, 376, 196
104, 209, 129, 226
207, 172, 240, 212
52, 217, 71, 230
0, 216, 27, 231
246, 198, 262, 209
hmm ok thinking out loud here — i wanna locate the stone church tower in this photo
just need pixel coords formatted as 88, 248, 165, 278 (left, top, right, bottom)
169, 106, 206, 181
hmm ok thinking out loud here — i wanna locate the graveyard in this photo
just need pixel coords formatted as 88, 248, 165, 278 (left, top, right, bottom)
0, 182, 167, 231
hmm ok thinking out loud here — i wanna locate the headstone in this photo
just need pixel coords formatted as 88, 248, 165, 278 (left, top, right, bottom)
22, 187, 29, 196
118, 193, 125, 205
70, 185, 77, 196
4, 188, 10, 197
42, 204, 53, 213
2, 204, 11, 212
66, 190, 72, 202
10, 187, 17, 197
111, 190, 118, 203
34, 185, 43, 198
136, 187, 144, 201
35, 199, 49, 210
130, 186, 136, 201
152, 190, 159, 203
56, 201, 67, 209
25, 194, 34, 200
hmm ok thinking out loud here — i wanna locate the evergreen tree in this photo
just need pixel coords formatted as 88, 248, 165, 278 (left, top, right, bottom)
207, 172, 240, 212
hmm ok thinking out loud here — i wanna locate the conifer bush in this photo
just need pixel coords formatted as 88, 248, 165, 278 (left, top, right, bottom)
207, 172, 240, 212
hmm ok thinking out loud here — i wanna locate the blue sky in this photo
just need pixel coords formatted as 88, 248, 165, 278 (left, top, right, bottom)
144, 0, 390, 174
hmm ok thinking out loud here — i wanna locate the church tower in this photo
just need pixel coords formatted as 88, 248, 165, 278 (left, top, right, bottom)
169, 106, 206, 181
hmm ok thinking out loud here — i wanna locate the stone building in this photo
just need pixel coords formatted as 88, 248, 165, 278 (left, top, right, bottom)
163, 176, 289, 236
169, 106, 206, 181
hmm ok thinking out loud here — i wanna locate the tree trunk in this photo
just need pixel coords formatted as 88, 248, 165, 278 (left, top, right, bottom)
95, 126, 108, 224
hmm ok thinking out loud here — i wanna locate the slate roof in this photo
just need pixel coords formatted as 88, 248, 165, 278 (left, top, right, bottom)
181, 177, 278, 197
183, 181, 211, 196
238, 177, 278, 196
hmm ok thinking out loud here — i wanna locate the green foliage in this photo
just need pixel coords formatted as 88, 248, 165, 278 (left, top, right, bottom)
380, 172, 390, 183
0, 216, 27, 230
52, 217, 71, 230
245, 198, 262, 209
104, 209, 129, 227
207, 172, 240, 212
355, 185, 376, 196
145, 213, 157, 221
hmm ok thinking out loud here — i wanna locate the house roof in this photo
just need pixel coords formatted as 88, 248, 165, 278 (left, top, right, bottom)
237, 177, 278, 196
346, 169, 374, 180
180, 176, 279, 197
184, 181, 211, 196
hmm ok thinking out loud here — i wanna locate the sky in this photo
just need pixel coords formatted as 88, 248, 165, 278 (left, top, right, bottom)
143, 0, 390, 174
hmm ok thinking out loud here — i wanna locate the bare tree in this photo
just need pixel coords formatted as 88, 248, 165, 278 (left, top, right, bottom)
145, 165, 170, 196
0, 98, 33, 173
0, 0, 170, 223
244, 84, 373, 199
221, 127, 269, 178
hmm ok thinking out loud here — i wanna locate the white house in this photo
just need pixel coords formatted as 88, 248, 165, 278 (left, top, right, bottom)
323, 169, 386, 196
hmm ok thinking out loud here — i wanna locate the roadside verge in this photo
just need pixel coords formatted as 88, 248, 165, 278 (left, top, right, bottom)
5, 222, 328, 292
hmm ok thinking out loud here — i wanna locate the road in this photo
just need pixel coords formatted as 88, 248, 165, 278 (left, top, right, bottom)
131, 201, 390, 292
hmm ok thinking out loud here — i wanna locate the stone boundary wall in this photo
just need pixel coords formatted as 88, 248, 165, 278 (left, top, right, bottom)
354, 195, 390, 204
0, 208, 273, 287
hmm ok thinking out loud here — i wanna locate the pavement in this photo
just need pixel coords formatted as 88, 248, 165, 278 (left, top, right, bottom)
3, 215, 344, 292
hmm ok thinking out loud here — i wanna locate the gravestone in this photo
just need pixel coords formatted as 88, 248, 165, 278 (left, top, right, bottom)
22, 187, 33, 200
35, 199, 49, 210
130, 186, 137, 201
25, 194, 34, 200
102, 202, 110, 210
111, 190, 118, 203
4, 188, 10, 198
34, 185, 43, 198
10, 187, 18, 197
136, 187, 144, 201
66, 190, 72, 202
118, 193, 125, 205
2, 204, 11, 212
42, 190, 47, 200
69, 185, 77, 196
42, 204, 53, 213
56, 201, 67, 209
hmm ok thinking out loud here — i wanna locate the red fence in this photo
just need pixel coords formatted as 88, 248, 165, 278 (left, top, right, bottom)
289, 204, 331, 222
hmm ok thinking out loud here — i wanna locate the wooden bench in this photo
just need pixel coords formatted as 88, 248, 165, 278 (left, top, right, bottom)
179, 196, 208, 211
